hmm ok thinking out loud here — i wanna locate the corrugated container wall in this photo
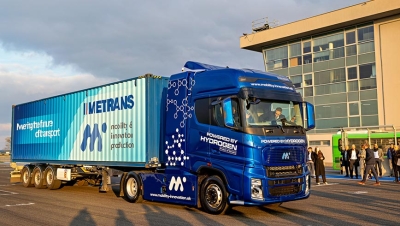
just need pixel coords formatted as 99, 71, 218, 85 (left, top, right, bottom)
11, 76, 169, 167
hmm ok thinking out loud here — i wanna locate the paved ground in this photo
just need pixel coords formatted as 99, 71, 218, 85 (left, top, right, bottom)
0, 156, 399, 226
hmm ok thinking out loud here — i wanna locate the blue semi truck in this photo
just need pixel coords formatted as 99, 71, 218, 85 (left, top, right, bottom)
10, 61, 315, 214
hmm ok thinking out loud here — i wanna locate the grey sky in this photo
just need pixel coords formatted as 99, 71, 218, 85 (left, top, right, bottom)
0, 0, 365, 148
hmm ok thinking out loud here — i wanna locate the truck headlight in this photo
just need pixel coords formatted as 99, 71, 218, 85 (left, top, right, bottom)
251, 178, 263, 200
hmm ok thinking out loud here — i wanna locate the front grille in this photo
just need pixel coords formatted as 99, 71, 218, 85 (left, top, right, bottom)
269, 185, 302, 196
266, 165, 303, 178
263, 147, 304, 164
268, 177, 303, 186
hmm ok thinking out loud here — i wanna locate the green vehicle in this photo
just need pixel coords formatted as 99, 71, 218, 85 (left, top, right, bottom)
332, 126, 400, 170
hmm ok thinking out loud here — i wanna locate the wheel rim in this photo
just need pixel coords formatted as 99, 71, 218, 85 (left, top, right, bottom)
34, 170, 41, 185
47, 170, 54, 185
205, 183, 222, 209
23, 170, 29, 184
126, 177, 138, 198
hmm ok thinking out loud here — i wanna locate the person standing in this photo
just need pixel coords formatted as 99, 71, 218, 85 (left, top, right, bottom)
373, 144, 384, 177
358, 143, 380, 185
306, 147, 316, 178
358, 145, 366, 180
392, 145, 400, 183
348, 144, 359, 179
315, 148, 327, 185
387, 144, 394, 177
341, 145, 350, 177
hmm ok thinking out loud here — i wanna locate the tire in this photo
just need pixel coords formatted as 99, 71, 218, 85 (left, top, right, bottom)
123, 172, 143, 203
21, 165, 34, 187
32, 165, 47, 189
44, 166, 62, 190
200, 175, 230, 215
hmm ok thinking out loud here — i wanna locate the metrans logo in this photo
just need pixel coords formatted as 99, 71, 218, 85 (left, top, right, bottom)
84, 95, 134, 115
81, 123, 107, 152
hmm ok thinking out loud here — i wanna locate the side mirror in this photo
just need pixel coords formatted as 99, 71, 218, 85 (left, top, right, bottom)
222, 98, 235, 128
305, 102, 315, 130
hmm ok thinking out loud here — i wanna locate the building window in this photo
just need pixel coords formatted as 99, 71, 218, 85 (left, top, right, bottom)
304, 74, 312, 86
309, 140, 331, 146
346, 45, 357, 56
359, 78, 377, 90
303, 41, 311, 54
349, 117, 361, 127
357, 26, 374, 42
347, 67, 357, 80
347, 81, 358, 92
361, 100, 378, 115
349, 102, 359, 116
316, 117, 348, 129
266, 46, 288, 70
304, 87, 313, 97
313, 33, 344, 52
313, 48, 344, 62
316, 103, 347, 118
291, 75, 302, 88
314, 68, 346, 85
359, 63, 376, 79
358, 41, 375, 54
289, 43, 302, 67
346, 31, 356, 45
303, 54, 312, 64
315, 82, 346, 95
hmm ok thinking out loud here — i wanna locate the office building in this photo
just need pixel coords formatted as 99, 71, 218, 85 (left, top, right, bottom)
240, 0, 400, 163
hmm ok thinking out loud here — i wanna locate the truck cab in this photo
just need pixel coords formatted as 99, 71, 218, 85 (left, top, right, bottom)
141, 61, 315, 214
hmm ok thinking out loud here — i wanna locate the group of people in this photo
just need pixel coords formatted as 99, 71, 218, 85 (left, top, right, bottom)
307, 147, 327, 185
307, 143, 400, 186
340, 143, 400, 185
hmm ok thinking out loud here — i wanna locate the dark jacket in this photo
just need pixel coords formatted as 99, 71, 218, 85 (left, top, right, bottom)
393, 149, 400, 165
341, 148, 350, 162
365, 148, 375, 165
347, 149, 360, 161
315, 151, 326, 176
390, 148, 398, 164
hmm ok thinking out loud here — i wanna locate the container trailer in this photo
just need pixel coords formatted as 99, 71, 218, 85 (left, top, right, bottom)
10, 61, 315, 214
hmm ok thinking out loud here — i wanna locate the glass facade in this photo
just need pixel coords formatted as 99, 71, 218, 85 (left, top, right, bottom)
263, 24, 377, 132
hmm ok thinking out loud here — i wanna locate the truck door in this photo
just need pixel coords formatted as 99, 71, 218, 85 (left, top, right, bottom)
208, 97, 244, 195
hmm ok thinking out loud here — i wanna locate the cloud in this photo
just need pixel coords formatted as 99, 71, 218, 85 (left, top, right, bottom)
0, 60, 115, 148
0, 0, 365, 148
0, 0, 364, 79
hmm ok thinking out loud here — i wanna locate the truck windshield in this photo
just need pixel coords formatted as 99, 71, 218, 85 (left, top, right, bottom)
244, 100, 303, 128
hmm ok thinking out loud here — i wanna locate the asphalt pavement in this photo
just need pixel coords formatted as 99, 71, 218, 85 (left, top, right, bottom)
1, 156, 399, 226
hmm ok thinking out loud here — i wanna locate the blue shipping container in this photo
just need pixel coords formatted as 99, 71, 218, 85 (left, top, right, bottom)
12, 76, 169, 167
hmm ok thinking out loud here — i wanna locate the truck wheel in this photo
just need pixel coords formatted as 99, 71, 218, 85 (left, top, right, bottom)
123, 172, 143, 203
21, 165, 34, 187
44, 166, 62, 190
32, 165, 47, 189
200, 175, 230, 215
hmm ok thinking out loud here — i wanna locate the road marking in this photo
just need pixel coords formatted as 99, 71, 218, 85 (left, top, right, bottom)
350, 191, 368, 194
5, 203, 35, 207
314, 183, 339, 186
0, 190, 18, 195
